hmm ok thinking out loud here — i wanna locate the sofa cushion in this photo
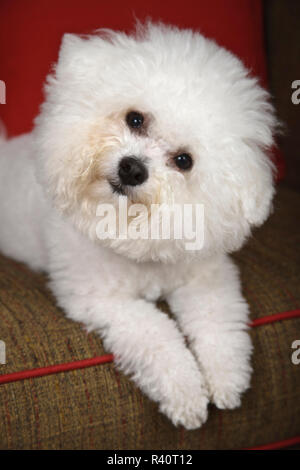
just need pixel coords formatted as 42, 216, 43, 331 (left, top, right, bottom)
0, 184, 299, 449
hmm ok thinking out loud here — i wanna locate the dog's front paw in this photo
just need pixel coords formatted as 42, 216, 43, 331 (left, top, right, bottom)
193, 329, 253, 411
208, 366, 252, 410
211, 384, 242, 410
159, 381, 209, 430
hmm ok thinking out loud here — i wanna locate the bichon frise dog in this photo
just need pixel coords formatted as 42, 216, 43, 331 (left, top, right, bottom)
0, 23, 276, 429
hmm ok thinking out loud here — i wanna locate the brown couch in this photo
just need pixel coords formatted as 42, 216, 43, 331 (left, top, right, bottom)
0, 184, 299, 449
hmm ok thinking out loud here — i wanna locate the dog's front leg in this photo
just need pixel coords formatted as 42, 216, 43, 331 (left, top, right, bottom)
167, 255, 252, 409
48, 241, 208, 429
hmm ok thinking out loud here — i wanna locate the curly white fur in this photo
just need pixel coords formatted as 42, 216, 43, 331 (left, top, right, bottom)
0, 23, 277, 429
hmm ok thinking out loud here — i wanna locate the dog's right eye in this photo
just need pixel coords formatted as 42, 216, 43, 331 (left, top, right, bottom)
126, 111, 144, 130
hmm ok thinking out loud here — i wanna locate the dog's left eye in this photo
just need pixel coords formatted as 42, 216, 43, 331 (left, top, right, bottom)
173, 153, 193, 171
126, 111, 144, 130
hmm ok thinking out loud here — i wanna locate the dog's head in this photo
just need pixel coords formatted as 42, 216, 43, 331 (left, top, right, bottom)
34, 23, 277, 262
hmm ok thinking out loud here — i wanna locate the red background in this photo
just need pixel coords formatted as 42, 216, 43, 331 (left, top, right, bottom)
0, 0, 284, 176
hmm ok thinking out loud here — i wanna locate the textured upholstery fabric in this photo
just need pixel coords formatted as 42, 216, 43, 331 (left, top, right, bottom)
0, 184, 299, 449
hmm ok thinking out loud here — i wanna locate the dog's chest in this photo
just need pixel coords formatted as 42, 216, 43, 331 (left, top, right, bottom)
136, 261, 191, 302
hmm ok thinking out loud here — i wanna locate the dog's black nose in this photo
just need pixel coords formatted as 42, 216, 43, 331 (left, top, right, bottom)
118, 156, 148, 186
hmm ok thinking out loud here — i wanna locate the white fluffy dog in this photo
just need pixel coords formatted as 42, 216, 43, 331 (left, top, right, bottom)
0, 23, 276, 429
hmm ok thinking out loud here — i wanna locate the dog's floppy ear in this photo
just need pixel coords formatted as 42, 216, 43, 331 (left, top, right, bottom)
232, 83, 278, 228
238, 142, 275, 227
